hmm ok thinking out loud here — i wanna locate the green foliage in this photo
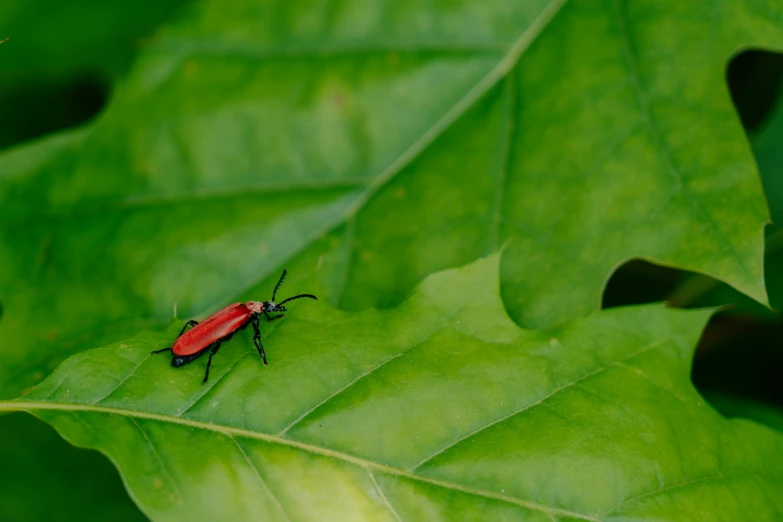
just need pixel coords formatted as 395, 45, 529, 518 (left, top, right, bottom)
3, 0, 783, 519
0, 0, 193, 147
4, 0, 783, 400
663, 80, 783, 314
3, 256, 783, 520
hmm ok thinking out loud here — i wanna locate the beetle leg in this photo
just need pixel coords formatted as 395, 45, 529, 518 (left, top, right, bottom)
151, 347, 171, 355
263, 311, 284, 322
203, 342, 222, 384
177, 319, 199, 337
252, 318, 268, 365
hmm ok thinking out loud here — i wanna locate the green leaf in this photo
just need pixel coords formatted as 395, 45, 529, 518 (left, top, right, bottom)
0, 412, 146, 522
2, 0, 782, 398
3, 256, 782, 520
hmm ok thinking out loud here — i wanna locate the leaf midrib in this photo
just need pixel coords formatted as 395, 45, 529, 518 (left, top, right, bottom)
1, 400, 600, 522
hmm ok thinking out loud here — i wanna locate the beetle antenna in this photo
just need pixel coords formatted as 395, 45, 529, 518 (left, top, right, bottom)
272, 269, 287, 301
277, 294, 318, 306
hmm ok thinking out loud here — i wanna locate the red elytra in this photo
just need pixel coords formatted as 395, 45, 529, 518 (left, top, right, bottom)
172, 302, 261, 357
152, 270, 316, 383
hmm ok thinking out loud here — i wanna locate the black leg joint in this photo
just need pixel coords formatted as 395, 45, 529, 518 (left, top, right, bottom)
178, 319, 199, 338
203, 342, 222, 384
252, 318, 268, 365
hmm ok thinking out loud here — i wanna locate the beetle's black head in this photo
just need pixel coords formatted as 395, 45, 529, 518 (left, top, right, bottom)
172, 356, 187, 367
263, 300, 286, 313
265, 269, 318, 313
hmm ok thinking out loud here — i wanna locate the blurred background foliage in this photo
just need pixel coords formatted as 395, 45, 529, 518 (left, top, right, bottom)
1, 1, 192, 519
1, 1, 783, 520
0, 0, 193, 148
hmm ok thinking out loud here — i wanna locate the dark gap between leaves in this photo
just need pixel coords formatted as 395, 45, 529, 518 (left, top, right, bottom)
727, 50, 783, 131
600, 50, 783, 428
0, 74, 110, 149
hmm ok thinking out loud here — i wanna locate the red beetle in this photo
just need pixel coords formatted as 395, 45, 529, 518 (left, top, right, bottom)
152, 270, 316, 383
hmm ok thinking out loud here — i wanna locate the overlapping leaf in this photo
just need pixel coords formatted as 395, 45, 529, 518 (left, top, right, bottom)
0, 412, 146, 521
3, 0, 783, 401
2, 256, 782, 520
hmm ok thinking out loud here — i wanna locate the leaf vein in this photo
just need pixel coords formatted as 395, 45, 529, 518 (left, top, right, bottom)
177, 351, 252, 417
128, 417, 186, 510
231, 435, 292, 522
490, 73, 517, 250
333, 215, 357, 307
598, 473, 725, 517
92, 353, 154, 405
366, 467, 404, 522
153, 39, 512, 60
